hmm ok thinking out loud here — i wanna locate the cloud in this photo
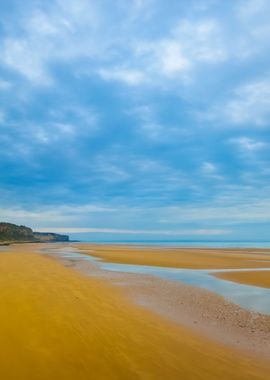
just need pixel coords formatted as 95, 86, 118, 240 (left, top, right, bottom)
201, 162, 216, 174
1, 38, 51, 84
1, 0, 266, 90
0, 1, 101, 85
237, 0, 269, 20
224, 79, 270, 126
202, 78, 270, 128
98, 67, 145, 85
36, 226, 229, 236
130, 104, 189, 143
159, 196, 270, 225
230, 137, 267, 152
125, 18, 228, 86
150, 40, 190, 77
0, 110, 5, 123
0, 204, 117, 227
172, 18, 227, 64
0, 0, 270, 241
200, 161, 225, 181
0, 79, 13, 91
93, 158, 131, 183
48, 105, 99, 133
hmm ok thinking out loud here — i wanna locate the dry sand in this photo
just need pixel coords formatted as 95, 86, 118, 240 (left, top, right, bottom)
214, 270, 270, 288
0, 243, 269, 379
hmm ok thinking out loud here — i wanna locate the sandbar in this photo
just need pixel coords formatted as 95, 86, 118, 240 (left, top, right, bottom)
214, 270, 270, 288
78, 243, 270, 269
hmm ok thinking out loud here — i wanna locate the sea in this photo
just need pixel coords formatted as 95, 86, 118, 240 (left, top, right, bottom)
77, 240, 270, 249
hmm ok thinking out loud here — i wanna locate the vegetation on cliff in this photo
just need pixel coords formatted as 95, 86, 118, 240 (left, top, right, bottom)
0, 222, 69, 243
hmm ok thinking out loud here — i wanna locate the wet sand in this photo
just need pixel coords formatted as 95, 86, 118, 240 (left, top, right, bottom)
78, 243, 270, 269
0, 244, 269, 379
64, 250, 270, 360
214, 270, 270, 288
74, 244, 270, 358
118, 273, 270, 359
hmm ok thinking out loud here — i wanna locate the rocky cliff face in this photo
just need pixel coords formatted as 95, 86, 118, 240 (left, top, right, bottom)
33, 232, 69, 242
0, 222, 69, 243
0, 222, 34, 241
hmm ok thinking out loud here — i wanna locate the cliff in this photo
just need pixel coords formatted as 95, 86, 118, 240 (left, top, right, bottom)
33, 232, 69, 242
0, 222, 69, 243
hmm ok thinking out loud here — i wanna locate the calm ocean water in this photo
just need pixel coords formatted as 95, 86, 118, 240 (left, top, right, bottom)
80, 240, 270, 249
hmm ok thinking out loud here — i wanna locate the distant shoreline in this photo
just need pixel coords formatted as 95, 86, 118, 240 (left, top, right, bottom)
0, 240, 78, 246
3, 239, 270, 250
70, 239, 270, 249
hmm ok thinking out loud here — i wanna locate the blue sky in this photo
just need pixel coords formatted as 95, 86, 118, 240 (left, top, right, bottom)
1, 0, 270, 241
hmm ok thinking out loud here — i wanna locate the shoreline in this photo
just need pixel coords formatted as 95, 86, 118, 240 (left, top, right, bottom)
3, 239, 270, 248
3, 241, 270, 287
57, 247, 270, 360
1, 244, 269, 378
77, 243, 270, 270
213, 270, 270, 288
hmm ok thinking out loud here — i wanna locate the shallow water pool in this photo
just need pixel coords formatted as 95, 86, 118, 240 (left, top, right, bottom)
41, 246, 270, 315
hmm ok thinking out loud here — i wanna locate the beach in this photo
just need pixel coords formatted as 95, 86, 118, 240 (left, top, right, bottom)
213, 270, 270, 288
77, 244, 270, 269
0, 243, 269, 379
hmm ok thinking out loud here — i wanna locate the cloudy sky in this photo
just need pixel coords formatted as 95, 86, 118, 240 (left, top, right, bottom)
1, 0, 270, 241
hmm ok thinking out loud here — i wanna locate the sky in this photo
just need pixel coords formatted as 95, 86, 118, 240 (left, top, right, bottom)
0, 0, 270, 241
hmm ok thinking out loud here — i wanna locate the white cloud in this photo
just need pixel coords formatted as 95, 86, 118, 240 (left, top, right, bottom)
0, 0, 269, 92
98, 39, 190, 85
201, 161, 216, 174
0, 204, 117, 227
230, 137, 267, 152
173, 19, 227, 64
0, 79, 13, 90
36, 226, 229, 236
49, 105, 99, 131
155, 41, 190, 76
98, 67, 145, 85
2, 38, 52, 84
230, 0, 270, 59
116, 0, 154, 21
237, 0, 268, 20
140, 122, 165, 141
203, 78, 270, 127
0, 1, 101, 85
225, 79, 270, 126
132, 0, 150, 11
3, 195, 270, 236
33, 122, 75, 144
201, 161, 224, 181
129, 18, 227, 85
92, 155, 131, 183
160, 197, 270, 225
130, 104, 189, 143
3, 103, 100, 150
0, 110, 5, 123
96, 17, 229, 88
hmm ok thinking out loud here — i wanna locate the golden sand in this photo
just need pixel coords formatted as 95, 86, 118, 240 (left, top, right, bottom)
0, 245, 269, 379
214, 270, 270, 288
78, 244, 270, 269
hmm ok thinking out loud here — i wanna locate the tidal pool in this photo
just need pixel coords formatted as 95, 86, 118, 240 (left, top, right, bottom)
42, 246, 270, 315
